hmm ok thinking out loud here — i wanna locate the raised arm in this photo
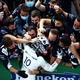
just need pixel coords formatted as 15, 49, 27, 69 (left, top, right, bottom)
39, 18, 51, 33
54, 5, 68, 17
3, 34, 32, 43
4, 34, 40, 44
35, 0, 46, 11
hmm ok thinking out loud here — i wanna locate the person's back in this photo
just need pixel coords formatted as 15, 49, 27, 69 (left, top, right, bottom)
21, 45, 45, 80
20, 36, 61, 80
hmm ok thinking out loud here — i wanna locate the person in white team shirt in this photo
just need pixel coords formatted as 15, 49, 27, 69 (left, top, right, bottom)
20, 36, 62, 80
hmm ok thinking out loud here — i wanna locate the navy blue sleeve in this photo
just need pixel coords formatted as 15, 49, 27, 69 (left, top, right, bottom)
12, 7, 19, 18
0, 50, 9, 69
67, 13, 76, 27
0, 27, 8, 39
15, 17, 26, 36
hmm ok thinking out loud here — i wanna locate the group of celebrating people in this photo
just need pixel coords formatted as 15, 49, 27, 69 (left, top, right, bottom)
0, 0, 80, 80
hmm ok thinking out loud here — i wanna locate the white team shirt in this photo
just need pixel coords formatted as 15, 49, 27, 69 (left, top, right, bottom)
20, 45, 59, 80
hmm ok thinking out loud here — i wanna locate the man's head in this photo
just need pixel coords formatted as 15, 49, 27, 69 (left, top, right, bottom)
73, 15, 80, 30
48, 29, 59, 41
54, 14, 66, 28
19, 3, 29, 21
59, 35, 71, 48
27, 26, 37, 38
2, 37, 15, 49
3, 17, 15, 30
31, 10, 41, 27
49, 0, 59, 8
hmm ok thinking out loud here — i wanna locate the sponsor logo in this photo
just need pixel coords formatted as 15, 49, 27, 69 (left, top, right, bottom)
11, 72, 80, 80
36, 73, 79, 80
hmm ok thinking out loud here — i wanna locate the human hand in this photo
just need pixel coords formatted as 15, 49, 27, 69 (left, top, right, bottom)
54, 5, 63, 14
3, 5, 8, 10
28, 69, 39, 74
70, 34, 76, 42
24, 33, 32, 40
38, 28, 46, 33
56, 58, 61, 64
37, 29, 43, 37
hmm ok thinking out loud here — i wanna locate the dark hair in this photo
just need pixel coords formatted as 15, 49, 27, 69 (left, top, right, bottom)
50, 29, 59, 37
3, 17, 14, 27
59, 35, 71, 47
31, 10, 41, 18
2, 37, 13, 47
19, 3, 29, 12
50, 0, 57, 3
54, 14, 66, 24
50, 0, 60, 5
27, 26, 37, 37
27, 25, 37, 32
77, 15, 80, 22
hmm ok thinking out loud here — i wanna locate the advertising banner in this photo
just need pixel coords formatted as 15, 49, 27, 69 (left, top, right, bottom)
11, 72, 80, 80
